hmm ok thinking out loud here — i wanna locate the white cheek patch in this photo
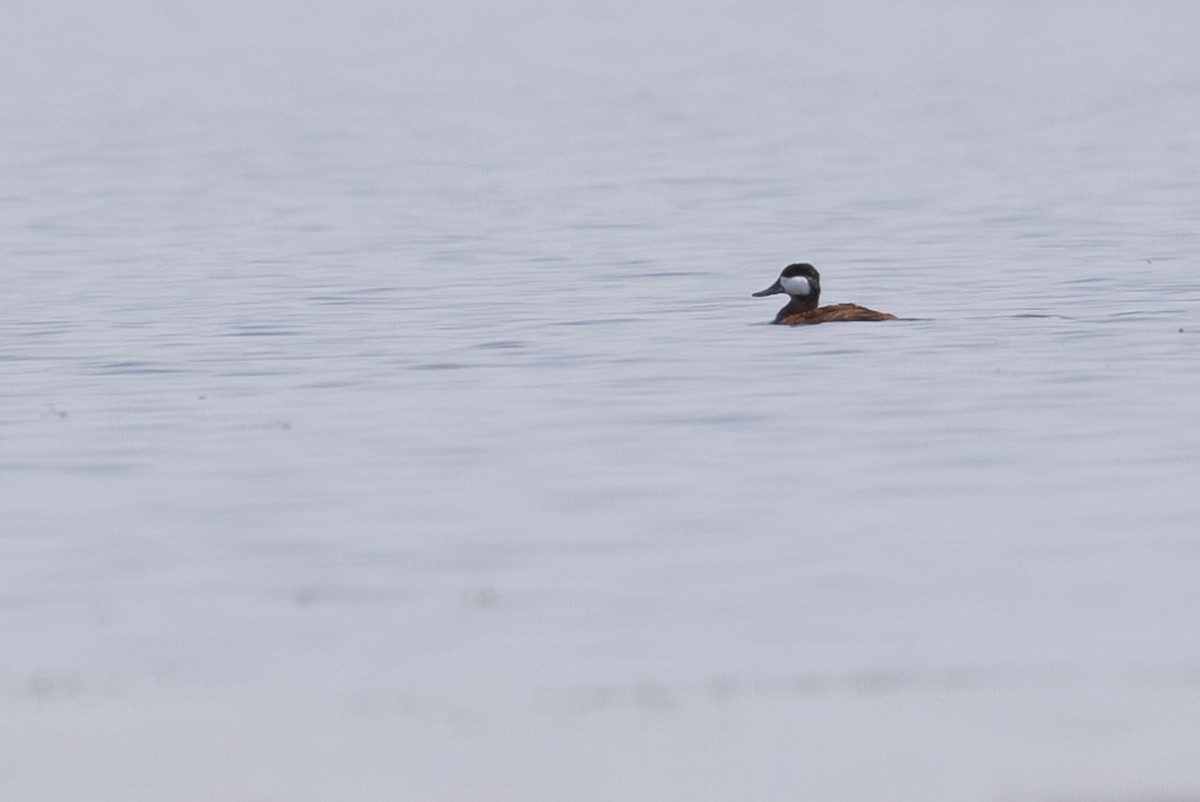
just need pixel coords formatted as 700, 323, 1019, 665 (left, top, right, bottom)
780, 275, 811, 295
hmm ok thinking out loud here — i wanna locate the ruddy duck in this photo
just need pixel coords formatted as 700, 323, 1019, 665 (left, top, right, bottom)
752, 263, 896, 325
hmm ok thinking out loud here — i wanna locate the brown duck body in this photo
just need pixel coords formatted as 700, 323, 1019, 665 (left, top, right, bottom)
753, 262, 896, 326
775, 302, 897, 325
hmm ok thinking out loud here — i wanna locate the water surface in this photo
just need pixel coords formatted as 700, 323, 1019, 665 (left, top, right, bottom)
3, 2, 1200, 800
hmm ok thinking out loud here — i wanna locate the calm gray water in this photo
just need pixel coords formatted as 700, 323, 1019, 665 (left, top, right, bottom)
3, 2, 1200, 799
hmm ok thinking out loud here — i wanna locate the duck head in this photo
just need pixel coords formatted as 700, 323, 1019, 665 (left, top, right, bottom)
752, 263, 821, 312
